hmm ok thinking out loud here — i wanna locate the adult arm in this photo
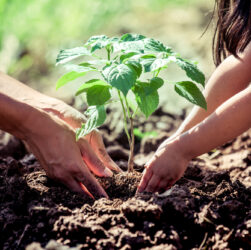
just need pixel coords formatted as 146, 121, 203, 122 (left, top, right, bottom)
0, 72, 121, 198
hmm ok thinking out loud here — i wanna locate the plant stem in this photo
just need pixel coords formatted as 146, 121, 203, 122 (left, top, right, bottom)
117, 90, 131, 145
124, 96, 135, 172
132, 106, 139, 119
155, 68, 161, 77
107, 48, 111, 61
128, 116, 135, 172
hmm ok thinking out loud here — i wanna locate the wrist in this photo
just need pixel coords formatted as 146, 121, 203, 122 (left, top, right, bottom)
17, 103, 46, 140
171, 135, 195, 162
0, 95, 41, 140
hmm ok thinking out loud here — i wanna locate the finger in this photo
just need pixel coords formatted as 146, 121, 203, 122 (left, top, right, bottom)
167, 179, 176, 189
156, 179, 169, 194
78, 139, 113, 177
78, 182, 94, 200
159, 178, 176, 193
63, 177, 94, 199
86, 130, 122, 173
137, 168, 153, 193
76, 161, 108, 199
145, 174, 160, 193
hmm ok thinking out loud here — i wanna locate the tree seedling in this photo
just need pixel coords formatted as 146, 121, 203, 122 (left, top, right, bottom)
56, 33, 207, 172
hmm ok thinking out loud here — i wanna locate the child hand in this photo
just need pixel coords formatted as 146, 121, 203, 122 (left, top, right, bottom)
137, 138, 190, 193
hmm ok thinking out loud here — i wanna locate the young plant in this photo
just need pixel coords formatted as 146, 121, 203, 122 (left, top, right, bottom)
56, 33, 207, 172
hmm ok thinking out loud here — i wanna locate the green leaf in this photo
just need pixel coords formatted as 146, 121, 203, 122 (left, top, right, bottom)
56, 47, 92, 65
87, 85, 111, 106
174, 81, 207, 110
143, 38, 168, 53
56, 71, 86, 90
138, 54, 176, 73
150, 77, 164, 89
102, 64, 137, 96
120, 52, 139, 63
76, 79, 110, 95
132, 78, 163, 118
63, 64, 96, 72
56, 65, 96, 89
149, 56, 175, 71
140, 57, 156, 72
175, 58, 205, 86
76, 105, 106, 139
133, 88, 159, 118
85, 35, 109, 46
76, 79, 111, 106
133, 128, 158, 139
125, 59, 142, 78
114, 36, 173, 55
120, 33, 146, 42
84, 35, 119, 53
79, 60, 109, 67
113, 40, 145, 53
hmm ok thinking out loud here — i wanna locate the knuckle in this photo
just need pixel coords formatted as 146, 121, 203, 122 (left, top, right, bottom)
53, 170, 66, 181
170, 174, 178, 181
69, 166, 80, 176
98, 148, 108, 158
79, 138, 89, 148
93, 158, 105, 170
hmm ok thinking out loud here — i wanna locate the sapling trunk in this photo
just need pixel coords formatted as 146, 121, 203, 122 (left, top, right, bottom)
128, 116, 135, 172
124, 97, 135, 172
117, 90, 135, 172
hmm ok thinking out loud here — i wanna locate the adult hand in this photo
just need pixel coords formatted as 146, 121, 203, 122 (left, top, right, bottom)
137, 138, 189, 193
24, 97, 121, 199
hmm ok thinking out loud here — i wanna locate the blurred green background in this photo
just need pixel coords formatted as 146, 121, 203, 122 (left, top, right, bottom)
0, 0, 215, 113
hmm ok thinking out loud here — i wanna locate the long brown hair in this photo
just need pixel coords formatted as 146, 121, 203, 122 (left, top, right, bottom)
213, 0, 251, 65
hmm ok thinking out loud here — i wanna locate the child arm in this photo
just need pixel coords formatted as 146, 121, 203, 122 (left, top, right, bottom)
138, 85, 251, 193
172, 44, 251, 138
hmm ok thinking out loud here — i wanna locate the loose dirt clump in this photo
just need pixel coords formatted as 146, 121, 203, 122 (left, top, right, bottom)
0, 108, 250, 249
98, 171, 142, 199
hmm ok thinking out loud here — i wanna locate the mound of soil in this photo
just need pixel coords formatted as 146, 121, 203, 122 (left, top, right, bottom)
0, 108, 250, 249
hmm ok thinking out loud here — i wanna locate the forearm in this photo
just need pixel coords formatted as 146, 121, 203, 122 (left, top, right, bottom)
179, 86, 251, 159
0, 72, 54, 107
176, 53, 251, 136
0, 72, 46, 139
0, 92, 38, 139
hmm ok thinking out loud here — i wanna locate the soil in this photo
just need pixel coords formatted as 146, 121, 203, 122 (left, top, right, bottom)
0, 107, 250, 250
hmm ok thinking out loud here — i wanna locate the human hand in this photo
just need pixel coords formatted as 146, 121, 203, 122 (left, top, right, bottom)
137, 138, 190, 193
23, 97, 121, 199
41, 97, 121, 173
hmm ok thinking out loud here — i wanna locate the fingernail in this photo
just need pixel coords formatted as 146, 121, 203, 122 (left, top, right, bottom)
110, 162, 122, 172
103, 168, 113, 177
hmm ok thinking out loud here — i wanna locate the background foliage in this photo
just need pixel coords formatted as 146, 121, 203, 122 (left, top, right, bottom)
0, 0, 214, 113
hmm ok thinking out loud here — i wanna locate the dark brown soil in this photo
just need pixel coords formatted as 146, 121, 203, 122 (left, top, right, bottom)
0, 107, 250, 250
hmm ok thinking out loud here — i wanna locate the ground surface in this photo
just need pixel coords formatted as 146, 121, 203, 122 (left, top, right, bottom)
0, 107, 250, 250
